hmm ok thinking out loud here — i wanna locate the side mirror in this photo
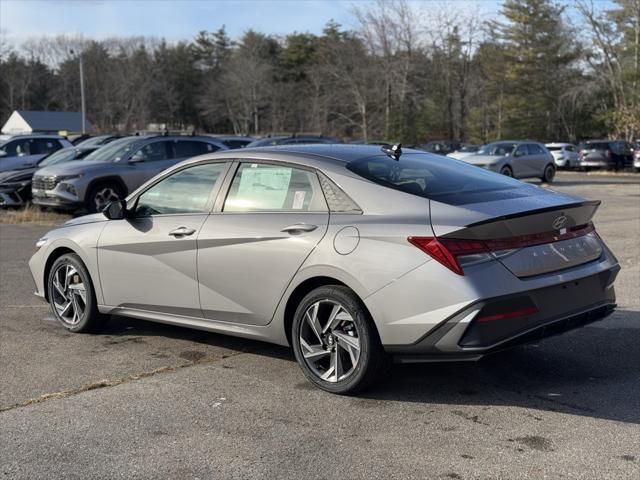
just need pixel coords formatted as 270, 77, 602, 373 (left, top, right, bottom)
129, 153, 145, 164
103, 199, 128, 220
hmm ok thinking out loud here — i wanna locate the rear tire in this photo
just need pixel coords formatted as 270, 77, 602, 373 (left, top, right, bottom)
291, 285, 386, 394
87, 182, 124, 213
500, 165, 513, 177
47, 253, 105, 333
541, 164, 556, 183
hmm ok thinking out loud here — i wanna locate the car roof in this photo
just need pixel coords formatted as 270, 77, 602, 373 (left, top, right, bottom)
545, 142, 574, 146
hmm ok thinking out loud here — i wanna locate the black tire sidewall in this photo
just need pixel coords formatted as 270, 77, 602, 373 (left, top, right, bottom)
47, 253, 100, 332
543, 164, 555, 183
500, 166, 513, 177
291, 285, 380, 394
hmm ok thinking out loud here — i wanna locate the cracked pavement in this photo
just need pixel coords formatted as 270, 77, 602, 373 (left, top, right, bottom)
0, 172, 639, 479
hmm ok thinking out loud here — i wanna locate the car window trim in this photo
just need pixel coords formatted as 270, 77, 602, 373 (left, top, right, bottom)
128, 159, 233, 218
216, 158, 329, 214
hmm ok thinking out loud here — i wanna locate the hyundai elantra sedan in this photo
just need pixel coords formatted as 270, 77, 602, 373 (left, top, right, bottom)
28, 145, 619, 394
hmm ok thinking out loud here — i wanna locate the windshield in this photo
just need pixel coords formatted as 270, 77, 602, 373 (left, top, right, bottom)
476, 142, 517, 156
458, 145, 479, 153
38, 148, 95, 167
347, 153, 529, 206
82, 137, 142, 163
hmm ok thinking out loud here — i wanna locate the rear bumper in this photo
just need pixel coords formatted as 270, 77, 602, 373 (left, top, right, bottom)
392, 303, 616, 363
386, 265, 619, 362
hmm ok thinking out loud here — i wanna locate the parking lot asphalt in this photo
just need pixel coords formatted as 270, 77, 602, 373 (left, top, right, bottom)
0, 172, 639, 479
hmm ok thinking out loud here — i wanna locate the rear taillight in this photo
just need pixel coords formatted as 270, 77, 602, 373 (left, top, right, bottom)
408, 223, 595, 275
606, 149, 612, 158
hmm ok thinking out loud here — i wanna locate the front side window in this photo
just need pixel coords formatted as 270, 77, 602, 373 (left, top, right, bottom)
514, 145, 528, 157
1, 139, 31, 156
135, 162, 226, 216
134, 141, 171, 162
224, 163, 327, 212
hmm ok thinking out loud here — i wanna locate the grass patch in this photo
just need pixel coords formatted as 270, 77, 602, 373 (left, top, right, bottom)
0, 206, 71, 225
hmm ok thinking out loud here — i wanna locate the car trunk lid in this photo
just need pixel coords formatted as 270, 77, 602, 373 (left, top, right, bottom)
429, 193, 603, 278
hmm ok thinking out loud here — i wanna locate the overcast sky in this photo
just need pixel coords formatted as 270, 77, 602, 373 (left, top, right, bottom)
0, 0, 504, 42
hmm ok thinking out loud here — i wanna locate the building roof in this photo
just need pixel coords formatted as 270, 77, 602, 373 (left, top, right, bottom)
3, 110, 93, 134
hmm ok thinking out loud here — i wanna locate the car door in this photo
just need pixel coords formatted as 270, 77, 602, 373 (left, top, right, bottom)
197, 160, 329, 326
527, 143, 550, 176
97, 161, 230, 316
510, 144, 530, 177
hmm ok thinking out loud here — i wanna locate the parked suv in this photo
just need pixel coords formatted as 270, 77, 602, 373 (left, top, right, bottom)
32, 135, 228, 212
545, 143, 579, 169
0, 135, 71, 173
579, 140, 634, 171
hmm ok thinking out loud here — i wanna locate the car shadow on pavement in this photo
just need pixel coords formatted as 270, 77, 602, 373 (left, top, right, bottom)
100, 310, 640, 425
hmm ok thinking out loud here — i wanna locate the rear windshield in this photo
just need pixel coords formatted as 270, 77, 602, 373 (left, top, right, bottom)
347, 153, 532, 205
546, 146, 562, 151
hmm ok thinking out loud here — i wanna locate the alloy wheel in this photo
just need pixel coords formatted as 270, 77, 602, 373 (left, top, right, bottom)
299, 299, 361, 383
51, 263, 87, 326
93, 187, 120, 212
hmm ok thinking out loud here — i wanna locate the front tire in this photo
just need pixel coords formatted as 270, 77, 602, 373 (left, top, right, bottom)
87, 182, 124, 213
541, 164, 556, 183
291, 285, 386, 394
47, 253, 105, 333
500, 165, 513, 177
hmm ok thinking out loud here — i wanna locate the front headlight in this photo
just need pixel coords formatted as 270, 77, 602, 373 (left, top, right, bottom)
60, 183, 77, 196
56, 174, 83, 181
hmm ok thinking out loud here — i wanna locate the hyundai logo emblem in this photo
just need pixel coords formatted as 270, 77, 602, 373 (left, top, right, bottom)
552, 215, 568, 230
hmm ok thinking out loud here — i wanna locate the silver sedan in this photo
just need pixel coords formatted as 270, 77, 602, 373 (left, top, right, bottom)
28, 145, 619, 393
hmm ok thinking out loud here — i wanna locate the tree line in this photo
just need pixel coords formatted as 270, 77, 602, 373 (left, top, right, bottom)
0, 0, 638, 144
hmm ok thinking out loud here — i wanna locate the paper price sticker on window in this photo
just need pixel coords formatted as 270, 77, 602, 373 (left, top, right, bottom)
292, 191, 306, 209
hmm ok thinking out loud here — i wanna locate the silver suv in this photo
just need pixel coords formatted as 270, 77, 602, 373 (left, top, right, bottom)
32, 135, 228, 212
0, 135, 72, 173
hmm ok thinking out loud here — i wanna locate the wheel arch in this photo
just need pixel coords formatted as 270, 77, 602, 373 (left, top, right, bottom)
43, 246, 76, 302
86, 176, 129, 198
282, 275, 377, 347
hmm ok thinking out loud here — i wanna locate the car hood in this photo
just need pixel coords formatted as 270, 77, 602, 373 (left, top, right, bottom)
0, 168, 36, 183
461, 154, 507, 165
62, 213, 107, 227
36, 160, 114, 177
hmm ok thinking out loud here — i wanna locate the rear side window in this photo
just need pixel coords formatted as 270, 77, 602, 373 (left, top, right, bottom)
224, 163, 327, 212
347, 153, 530, 206
173, 140, 218, 158
32, 138, 63, 155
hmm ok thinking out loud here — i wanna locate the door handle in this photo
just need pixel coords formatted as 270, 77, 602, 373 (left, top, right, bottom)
281, 224, 318, 234
169, 227, 196, 237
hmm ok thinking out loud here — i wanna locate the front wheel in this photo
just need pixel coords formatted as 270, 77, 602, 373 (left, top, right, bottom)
47, 253, 105, 332
291, 285, 386, 394
500, 165, 513, 177
87, 182, 124, 213
541, 164, 556, 183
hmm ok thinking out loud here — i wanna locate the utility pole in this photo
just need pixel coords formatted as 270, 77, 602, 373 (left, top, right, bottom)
70, 49, 86, 134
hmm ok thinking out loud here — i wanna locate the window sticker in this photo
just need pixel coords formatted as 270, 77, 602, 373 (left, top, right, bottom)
235, 166, 292, 210
292, 191, 306, 209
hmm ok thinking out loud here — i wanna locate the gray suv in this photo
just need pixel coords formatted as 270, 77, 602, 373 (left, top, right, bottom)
0, 135, 72, 173
32, 135, 228, 212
